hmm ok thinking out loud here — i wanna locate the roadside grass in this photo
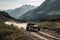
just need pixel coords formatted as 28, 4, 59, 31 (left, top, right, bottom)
0, 21, 25, 40
37, 21, 60, 33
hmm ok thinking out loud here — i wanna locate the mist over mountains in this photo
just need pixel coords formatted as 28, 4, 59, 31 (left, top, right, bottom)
0, 11, 16, 21
6, 5, 36, 19
4, 0, 60, 22
18, 0, 60, 22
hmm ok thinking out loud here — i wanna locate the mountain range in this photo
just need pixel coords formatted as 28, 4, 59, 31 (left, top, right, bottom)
6, 5, 36, 19
0, 11, 16, 21
18, 0, 60, 22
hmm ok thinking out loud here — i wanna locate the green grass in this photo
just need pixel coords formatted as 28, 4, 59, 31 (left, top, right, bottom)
37, 21, 60, 28
37, 21, 60, 33
0, 21, 25, 40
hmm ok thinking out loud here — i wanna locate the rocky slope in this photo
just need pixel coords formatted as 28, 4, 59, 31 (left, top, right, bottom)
19, 0, 60, 22
0, 11, 16, 21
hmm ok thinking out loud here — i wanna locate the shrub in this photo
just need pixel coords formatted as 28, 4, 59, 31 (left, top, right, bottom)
0, 21, 25, 40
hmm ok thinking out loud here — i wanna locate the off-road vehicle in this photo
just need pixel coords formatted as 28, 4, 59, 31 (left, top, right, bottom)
26, 23, 40, 31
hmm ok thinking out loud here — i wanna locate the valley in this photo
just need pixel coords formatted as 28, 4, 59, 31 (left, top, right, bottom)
0, 0, 60, 40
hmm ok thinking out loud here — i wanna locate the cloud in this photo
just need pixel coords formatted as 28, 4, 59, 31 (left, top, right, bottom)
23, 0, 45, 6
0, 0, 45, 10
0, 2, 18, 4
0, 2, 22, 10
0, 2, 8, 4
28, 0, 45, 2
0, 0, 17, 2
29, 0, 35, 1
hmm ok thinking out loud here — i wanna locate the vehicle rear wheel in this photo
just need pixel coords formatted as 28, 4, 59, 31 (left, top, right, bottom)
26, 27, 29, 31
38, 28, 40, 31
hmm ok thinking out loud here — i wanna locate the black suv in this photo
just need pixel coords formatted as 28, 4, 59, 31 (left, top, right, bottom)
26, 23, 40, 31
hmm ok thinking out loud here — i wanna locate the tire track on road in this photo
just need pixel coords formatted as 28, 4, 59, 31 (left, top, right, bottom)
29, 32, 49, 40
23, 30, 39, 40
23, 29, 49, 40
36, 31, 60, 40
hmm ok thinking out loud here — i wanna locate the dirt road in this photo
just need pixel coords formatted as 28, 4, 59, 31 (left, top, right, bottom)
5, 21, 60, 40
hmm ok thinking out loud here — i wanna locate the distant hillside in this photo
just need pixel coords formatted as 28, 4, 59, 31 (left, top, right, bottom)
19, 0, 60, 22
0, 11, 16, 21
6, 5, 36, 19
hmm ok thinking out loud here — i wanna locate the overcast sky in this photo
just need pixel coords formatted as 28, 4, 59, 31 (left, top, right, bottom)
0, 0, 45, 10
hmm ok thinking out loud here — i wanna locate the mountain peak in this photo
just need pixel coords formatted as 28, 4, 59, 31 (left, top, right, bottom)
46, 0, 58, 1
19, 0, 60, 22
6, 5, 37, 19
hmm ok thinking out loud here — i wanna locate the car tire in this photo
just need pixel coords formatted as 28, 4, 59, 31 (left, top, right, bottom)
38, 28, 40, 31
26, 27, 29, 31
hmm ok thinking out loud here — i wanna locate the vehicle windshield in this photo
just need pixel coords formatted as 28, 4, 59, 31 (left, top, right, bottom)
27, 23, 35, 25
